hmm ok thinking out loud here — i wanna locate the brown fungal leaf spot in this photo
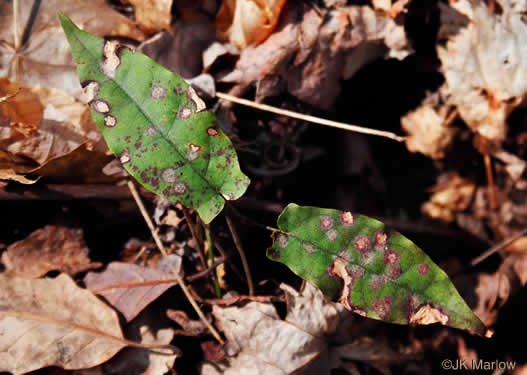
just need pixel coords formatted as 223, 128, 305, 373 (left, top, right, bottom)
178, 107, 192, 119
119, 151, 131, 164
188, 144, 202, 161
328, 257, 355, 310
372, 297, 393, 319
353, 235, 370, 253
369, 274, 385, 290
350, 264, 365, 279
384, 250, 400, 266
93, 99, 110, 113
174, 182, 187, 195
151, 86, 167, 100
374, 231, 388, 251
360, 251, 375, 265
207, 127, 218, 136
145, 125, 158, 137
303, 242, 316, 254
409, 304, 449, 326
417, 263, 429, 276
277, 233, 289, 248
407, 294, 420, 310
385, 266, 401, 280
326, 229, 337, 241
186, 86, 206, 112
320, 216, 334, 230
101, 40, 121, 79
338, 249, 353, 262
104, 115, 117, 128
161, 167, 179, 183
340, 211, 355, 227
80, 80, 100, 104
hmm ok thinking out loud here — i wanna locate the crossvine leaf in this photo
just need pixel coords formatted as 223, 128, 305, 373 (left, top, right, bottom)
267, 204, 486, 335
59, 14, 250, 223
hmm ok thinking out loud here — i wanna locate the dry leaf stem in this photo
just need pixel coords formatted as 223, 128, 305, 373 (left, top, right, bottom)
183, 209, 207, 269
225, 210, 255, 295
471, 226, 527, 266
216, 92, 406, 142
127, 181, 224, 344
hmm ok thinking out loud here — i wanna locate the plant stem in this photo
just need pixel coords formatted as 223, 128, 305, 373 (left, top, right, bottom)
127, 181, 224, 344
205, 226, 222, 298
225, 210, 255, 296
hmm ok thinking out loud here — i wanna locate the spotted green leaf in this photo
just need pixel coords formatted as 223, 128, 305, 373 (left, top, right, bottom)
59, 14, 249, 224
267, 204, 486, 335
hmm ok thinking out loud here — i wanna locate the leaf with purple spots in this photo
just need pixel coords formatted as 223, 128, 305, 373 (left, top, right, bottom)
59, 14, 249, 224
267, 204, 486, 335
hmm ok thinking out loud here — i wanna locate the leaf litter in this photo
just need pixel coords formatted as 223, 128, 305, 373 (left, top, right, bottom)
1, 0, 527, 373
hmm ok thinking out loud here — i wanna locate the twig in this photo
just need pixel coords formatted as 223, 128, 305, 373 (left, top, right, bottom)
471, 227, 527, 266
484, 153, 497, 210
127, 181, 224, 344
225, 209, 255, 295
182, 209, 207, 269
216, 92, 406, 142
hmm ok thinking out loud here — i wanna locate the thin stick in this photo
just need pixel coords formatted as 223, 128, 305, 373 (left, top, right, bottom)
182, 209, 207, 269
471, 226, 527, 266
127, 181, 224, 344
225, 210, 255, 296
216, 92, 406, 142
484, 153, 497, 210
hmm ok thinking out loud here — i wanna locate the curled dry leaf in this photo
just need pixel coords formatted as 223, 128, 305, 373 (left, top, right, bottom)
422, 173, 476, 222
84, 262, 180, 322
437, 0, 527, 141
216, 0, 287, 48
201, 283, 348, 375
129, 0, 173, 34
401, 104, 457, 160
223, 2, 411, 109
0, 0, 145, 98
0, 273, 126, 374
1, 225, 101, 278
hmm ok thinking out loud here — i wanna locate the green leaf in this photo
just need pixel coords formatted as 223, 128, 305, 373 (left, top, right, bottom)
59, 13, 249, 224
267, 204, 486, 335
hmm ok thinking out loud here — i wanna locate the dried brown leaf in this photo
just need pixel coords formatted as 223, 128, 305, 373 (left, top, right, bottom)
438, 0, 527, 141
401, 104, 457, 159
0, 273, 126, 374
0, 0, 145, 98
0, 168, 37, 184
201, 283, 348, 375
422, 173, 476, 222
1, 225, 100, 278
166, 309, 207, 336
223, 3, 411, 109
101, 311, 179, 375
216, 0, 287, 48
138, 11, 214, 79
129, 0, 173, 34
84, 262, 180, 322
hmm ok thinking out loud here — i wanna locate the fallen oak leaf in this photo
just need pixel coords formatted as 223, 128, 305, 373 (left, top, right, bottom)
1, 225, 101, 278
0, 274, 125, 373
